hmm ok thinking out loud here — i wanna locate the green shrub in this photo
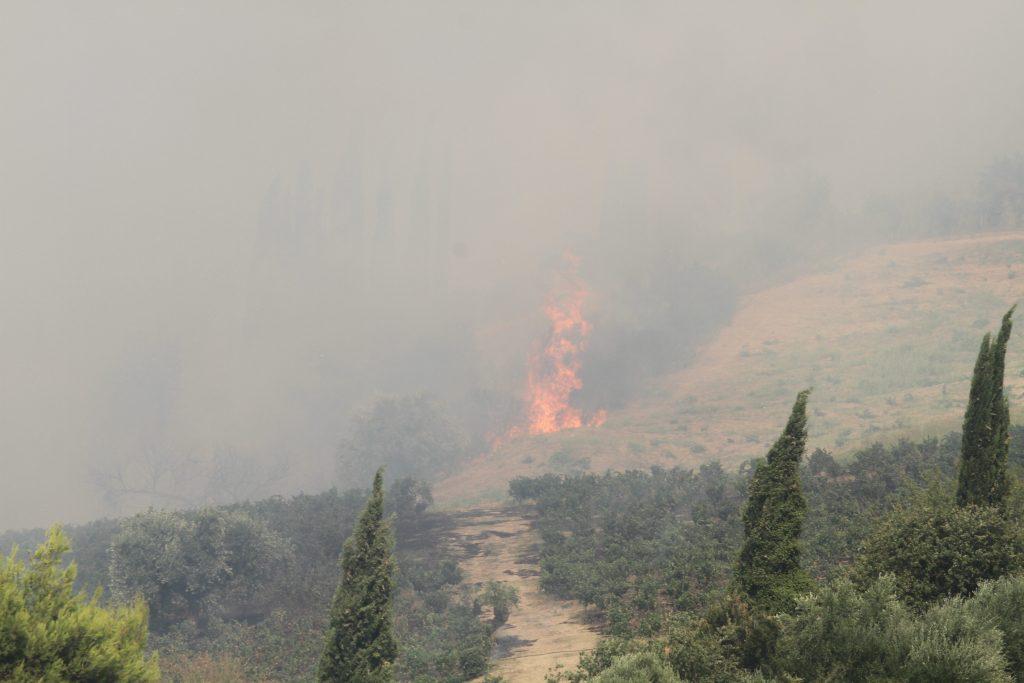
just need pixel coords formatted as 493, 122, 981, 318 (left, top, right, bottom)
705, 595, 781, 672
772, 576, 912, 680
773, 576, 1011, 682
666, 618, 745, 682
591, 652, 681, 683
900, 597, 1010, 682
109, 508, 292, 630
545, 638, 651, 682
854, 498, 1024, 607
0, 526, 159, 681
479, 580, 520, 627
968, 574, 1024, 681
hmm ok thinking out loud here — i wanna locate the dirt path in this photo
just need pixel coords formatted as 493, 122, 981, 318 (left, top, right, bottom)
448, 507, 600, 682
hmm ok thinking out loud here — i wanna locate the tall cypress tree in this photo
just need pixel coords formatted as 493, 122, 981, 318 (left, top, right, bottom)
734, 390, 813, 612
957, 306, 1014, 508
318, 468, 397, 682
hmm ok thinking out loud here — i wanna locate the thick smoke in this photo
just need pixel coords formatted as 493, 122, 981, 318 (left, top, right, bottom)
3, 1, 1024, 527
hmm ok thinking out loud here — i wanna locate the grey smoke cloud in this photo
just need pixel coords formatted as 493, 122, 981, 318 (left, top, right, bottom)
2, 0, 1024, 527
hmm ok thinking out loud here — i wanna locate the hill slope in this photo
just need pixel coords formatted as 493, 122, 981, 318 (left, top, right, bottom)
437, 232, 1024, 505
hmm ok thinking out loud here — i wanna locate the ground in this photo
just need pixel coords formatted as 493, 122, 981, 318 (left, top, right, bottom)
448, 507, 600, 682
436, 232, 1024, 506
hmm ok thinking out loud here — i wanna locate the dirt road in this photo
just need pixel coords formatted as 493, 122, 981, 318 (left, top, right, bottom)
448, 507, 600, 682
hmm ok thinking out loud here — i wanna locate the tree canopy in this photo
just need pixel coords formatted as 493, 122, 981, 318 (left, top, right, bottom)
733, 390, 813, 612
338, 394, 469, 487
0, 526, 159, 682
958, 306, 1015, 507
319, 468, 397, 682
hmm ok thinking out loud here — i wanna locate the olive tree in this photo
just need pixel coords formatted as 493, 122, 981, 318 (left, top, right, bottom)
109, 507, 291, 630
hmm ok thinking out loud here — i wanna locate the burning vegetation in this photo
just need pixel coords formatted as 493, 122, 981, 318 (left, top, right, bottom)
519, 254, 605, 436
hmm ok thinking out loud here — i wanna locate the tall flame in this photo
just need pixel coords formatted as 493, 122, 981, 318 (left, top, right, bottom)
522, 253, 604, 435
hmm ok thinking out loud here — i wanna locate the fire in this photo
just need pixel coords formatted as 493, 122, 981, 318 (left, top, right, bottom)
521, 253, 604, 435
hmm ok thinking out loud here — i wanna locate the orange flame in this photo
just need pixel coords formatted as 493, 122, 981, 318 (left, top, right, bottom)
521, 253, 604, 435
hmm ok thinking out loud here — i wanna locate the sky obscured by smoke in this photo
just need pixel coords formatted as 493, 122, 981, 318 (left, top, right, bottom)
3, 1, 1024, 528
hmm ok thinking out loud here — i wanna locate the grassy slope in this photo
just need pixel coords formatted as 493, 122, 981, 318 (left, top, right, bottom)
436, 232, 1024, 505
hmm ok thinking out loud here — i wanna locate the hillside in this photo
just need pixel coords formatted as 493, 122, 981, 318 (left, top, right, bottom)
436, 232, 1024, 505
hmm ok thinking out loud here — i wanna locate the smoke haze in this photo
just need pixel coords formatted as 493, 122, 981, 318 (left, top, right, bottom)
3, 0, 1024, 527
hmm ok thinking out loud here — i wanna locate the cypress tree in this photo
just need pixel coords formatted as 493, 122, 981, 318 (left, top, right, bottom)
318, 468, 397, 682
957, 306, 1014, 508
733, 389, 813, 612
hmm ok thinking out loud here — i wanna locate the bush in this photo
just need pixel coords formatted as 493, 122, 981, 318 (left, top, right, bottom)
591, 652, 681, 683
900, 597, 1010, 682
545, 638, 655, 682
109, 508, 292, 630
772, 576, 912, 680
0, 526, 159, 681
666, 618, 745, 683
704, 595, 781, 672
479, 580, 520, 627
773, 576, 1011, 682
854, 498, 1024, 607
969, 574, 1024, 681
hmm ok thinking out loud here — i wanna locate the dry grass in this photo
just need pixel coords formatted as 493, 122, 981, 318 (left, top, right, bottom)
436, 232, 1024, 506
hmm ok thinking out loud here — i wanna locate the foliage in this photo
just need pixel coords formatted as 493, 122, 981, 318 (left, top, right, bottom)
390, 513, 491, 682
665, 617, 747, 683
338, 394, 469, 487
109, 507, 292, 630
854, 493, 1024, 607
545, 637, 653, 682
511, 463, 747, 629
0, 518, 122, 595
590, 652, 682, 683
478, 580, 520, 627
387, 478, 434, 532
511, 433, 973, 632
704, 595, 781, 673
154, 609, 326, 682
771, 575, 908, 680
4, 481, 490, 682
733, 390, 813, 612
513, 421, 1024, 677
392, 596, 491, 682
967, 574, 1024, 681
958, 306, 1014, 507
772, 576, 1011, 682
548, 626, 767, 683
799, 435, 960, 577
0, 526, 159, 681
319, 468, 397, 682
